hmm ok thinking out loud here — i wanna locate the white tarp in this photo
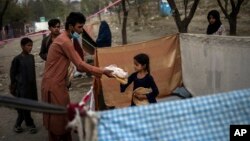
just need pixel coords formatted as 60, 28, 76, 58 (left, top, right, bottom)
34, 22, 48, 32
180, 33, 250, 96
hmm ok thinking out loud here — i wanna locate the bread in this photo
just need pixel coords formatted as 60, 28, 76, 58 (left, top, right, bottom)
132, 87, 152, 106
113, 74, 128, 84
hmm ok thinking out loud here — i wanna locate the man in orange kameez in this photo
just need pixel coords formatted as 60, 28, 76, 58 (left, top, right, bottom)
41, 12, 113, 141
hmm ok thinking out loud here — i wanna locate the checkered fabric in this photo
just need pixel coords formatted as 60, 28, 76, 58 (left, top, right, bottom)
98, 88, 250, 141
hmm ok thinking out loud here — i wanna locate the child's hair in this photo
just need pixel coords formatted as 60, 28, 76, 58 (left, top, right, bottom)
134, 53, 150, 73
20, 37, 33, 46
207, 10, 221, 24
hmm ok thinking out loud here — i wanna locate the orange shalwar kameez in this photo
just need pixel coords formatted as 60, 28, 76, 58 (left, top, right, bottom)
41, 31, 103, 140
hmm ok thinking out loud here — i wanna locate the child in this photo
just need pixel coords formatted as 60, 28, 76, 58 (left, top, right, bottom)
120, 53, 159, 106
9, 37, 38, 134
206, 10, 225, 35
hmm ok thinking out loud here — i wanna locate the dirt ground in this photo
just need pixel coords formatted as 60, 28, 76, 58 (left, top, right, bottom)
1, 7, 250, 141
0, 33, 97, 140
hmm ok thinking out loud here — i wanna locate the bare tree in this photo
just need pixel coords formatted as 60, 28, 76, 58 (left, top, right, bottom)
0, 0, 11, 34
217, 0, 244, 35
167, 0, 200, 33
121, 0, 128, 44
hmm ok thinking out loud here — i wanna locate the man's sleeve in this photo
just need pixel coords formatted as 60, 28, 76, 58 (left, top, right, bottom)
62, 40, 104, 77
39, 38, 47, 61
10, 57, 18, 84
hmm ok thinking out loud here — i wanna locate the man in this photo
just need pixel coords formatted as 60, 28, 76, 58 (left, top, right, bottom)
39, 18, 61, 61
41, 12, 113, 141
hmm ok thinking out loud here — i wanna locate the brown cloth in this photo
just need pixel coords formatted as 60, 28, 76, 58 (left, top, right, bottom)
41, 31, 103, 135
94, 34, 182, 109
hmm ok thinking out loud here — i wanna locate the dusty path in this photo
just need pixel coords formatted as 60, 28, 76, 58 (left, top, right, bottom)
0, 35, 92, 141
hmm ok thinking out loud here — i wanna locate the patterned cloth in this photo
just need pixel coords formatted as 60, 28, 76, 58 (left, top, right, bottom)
98, 88, 250, 141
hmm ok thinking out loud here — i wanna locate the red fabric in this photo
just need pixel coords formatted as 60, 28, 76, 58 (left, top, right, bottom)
82, 93, 91, 104
67, 103, 86, 121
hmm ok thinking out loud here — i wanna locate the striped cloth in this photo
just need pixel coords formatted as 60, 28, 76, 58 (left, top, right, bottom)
98, 88, 250, 141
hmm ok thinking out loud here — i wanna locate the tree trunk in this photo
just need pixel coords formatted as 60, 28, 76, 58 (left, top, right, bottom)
176, 20, 189, 33
178, 24, 188, 33
167, 0, 200, 33
121, 0, 128, 44
217, 0, 244, 35
228, 16, 237, 35
117, 11, 121, 24
135, 0, 141, 18
0, 0, 11, 36
137, 5, 141, 18
98, 13, 102, 21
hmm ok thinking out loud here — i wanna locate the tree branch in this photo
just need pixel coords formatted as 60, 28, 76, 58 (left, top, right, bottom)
167, 0, 181, 24
184, 0, 188, 17
186, 0, 200, 23
235, 0, 244, 15
0, 0, 10, 29
217, 0, 229, 18
230, 0, 236, 11
0, 0, 10, 16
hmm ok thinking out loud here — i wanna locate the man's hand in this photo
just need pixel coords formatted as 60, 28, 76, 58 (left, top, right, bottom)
103, 69, 114, 78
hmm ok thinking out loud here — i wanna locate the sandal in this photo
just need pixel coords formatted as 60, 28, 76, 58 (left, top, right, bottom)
27, 126, 37, 134
14, 126, 24, 133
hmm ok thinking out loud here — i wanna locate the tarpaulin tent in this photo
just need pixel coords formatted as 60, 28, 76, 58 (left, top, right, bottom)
93, 33, 250, 110
93, 34, 182, 109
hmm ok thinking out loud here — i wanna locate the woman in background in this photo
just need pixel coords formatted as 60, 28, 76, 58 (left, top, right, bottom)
206, 10, 225, 35
96, 21, 112, 47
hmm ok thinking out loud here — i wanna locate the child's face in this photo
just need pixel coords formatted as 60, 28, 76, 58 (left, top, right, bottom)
22, 42, 33, 54
133, 59, 145, 72
209, 15, 216, 24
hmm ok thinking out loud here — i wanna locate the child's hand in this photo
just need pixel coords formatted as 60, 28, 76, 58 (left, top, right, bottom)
135, 94, 147, 100
122, 67, 129, 73
9, 84, 16, 96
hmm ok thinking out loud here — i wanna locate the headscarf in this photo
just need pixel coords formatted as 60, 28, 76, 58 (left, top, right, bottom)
96, 21, 112, 47
206, 10, 222, 35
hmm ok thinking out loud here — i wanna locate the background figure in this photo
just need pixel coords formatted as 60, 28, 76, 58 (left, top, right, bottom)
4, 25, 9, 39
39, 18, 61, 61
96, 21, 112, 47
9, 37, 38, 134
206, 10, 225, 35
120, 53, 159, 106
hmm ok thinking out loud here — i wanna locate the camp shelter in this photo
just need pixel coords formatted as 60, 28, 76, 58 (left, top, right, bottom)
180, 33, 250, 96
92, 33, 250, 110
